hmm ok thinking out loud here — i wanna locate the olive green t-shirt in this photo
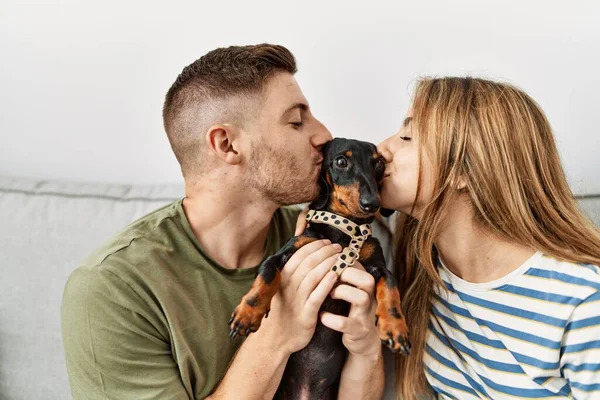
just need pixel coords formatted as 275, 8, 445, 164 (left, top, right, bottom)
61, 200, 301, 399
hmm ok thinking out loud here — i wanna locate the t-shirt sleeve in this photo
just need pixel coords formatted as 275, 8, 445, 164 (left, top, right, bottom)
560, 289, 600, 399
61, 265, 191, 400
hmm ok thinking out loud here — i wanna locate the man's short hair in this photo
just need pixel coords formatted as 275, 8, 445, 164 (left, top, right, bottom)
163, 44, 297, 179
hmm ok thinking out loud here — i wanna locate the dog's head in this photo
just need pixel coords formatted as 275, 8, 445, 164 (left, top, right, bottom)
310, 138, 394, 219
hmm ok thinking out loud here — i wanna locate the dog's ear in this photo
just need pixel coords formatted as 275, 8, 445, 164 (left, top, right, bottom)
310, 171, 331, 210
309, 141, 332, 210
379, 208, 395, 218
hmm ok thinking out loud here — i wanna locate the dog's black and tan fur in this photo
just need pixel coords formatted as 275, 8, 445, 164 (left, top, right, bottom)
229, 138, 410, 399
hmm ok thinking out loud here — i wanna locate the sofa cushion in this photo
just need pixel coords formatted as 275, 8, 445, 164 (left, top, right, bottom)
579, 196, 600, 226
0, 176, 182, 400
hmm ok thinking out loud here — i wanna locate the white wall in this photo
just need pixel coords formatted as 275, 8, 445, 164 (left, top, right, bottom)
2, 0, 599, 194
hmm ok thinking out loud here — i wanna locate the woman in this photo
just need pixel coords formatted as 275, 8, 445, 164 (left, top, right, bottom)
377, 77, 600, 399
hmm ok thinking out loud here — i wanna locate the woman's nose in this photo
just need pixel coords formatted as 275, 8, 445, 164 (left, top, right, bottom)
377, 142, 392, 162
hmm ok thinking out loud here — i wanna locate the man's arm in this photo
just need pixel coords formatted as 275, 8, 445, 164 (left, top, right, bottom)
338, 351, 385, 400
61, 266, 190, 400
207, 312, 290, 399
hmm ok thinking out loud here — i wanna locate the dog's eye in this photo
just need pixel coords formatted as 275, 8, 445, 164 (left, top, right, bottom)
375, 157, 385, 171
335, 156, 348, 169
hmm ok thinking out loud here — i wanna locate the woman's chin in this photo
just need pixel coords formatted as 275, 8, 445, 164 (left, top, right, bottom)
379, 193, 396, 211
380, 195, 413, 217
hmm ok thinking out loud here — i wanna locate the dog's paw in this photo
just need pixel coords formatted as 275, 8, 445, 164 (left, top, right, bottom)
376, 305, 411, 355
228, 292, 270, 339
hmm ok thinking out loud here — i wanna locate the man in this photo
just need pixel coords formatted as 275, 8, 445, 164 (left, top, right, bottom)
61, 44, 385, 399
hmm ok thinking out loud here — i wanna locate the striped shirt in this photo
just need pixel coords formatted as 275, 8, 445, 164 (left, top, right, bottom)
425, 251, 600, 399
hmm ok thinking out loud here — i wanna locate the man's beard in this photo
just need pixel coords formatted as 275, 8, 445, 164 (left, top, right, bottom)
246, 140, 320, 206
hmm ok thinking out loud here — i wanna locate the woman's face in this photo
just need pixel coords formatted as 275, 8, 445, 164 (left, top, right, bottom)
377, 109, 433, 218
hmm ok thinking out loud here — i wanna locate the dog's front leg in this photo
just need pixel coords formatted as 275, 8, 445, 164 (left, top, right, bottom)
359, 238, 411, 355
228, 235, 319, 338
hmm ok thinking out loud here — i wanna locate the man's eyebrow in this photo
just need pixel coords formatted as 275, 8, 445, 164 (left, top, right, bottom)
403, 117, 413, 127
282, 102, 309, 117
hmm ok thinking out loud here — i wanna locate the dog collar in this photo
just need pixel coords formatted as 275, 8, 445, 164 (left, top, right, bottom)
305, 209, 372, 276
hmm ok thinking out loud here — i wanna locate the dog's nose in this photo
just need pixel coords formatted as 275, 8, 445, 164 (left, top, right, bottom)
359, 196, 380, 213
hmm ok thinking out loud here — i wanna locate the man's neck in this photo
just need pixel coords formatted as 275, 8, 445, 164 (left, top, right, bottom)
434, 198, 536, 284
182, 179, 279, 270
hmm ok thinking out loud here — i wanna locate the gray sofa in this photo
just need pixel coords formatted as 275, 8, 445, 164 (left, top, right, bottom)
1, 176, 185, 399
1, 175, 599, 399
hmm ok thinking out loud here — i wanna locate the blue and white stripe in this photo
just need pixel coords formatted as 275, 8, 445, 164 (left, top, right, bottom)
425, 251, 600, 399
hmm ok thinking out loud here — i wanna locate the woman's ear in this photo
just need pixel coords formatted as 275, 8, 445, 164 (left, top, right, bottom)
455, 175, 468, 193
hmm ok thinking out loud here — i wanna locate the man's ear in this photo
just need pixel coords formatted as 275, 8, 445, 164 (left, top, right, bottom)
205, 124, 241, 165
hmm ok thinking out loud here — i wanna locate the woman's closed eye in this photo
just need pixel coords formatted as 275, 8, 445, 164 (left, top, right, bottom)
400, 117, 413, 141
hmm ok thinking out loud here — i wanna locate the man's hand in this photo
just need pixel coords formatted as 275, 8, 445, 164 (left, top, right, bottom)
294, 205, 310, 236
210, 239, 342, 399
320, 262, 381, 358
260, 239, 342, 355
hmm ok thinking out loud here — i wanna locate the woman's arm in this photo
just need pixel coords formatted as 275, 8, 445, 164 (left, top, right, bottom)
561, 290, 600, 399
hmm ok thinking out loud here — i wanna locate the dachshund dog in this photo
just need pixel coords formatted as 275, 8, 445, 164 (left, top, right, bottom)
229, 138, 410, 399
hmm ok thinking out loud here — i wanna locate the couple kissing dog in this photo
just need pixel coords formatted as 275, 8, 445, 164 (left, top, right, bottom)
229, 138, 410, 399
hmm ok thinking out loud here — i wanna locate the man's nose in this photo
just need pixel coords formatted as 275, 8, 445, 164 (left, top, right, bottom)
312, 120, 333, 147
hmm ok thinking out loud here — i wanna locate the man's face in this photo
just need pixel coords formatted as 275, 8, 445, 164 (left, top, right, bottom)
244, 73, 333, 205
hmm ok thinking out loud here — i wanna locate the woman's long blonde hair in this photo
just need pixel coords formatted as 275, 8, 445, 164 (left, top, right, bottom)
394, 77, 600, 399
